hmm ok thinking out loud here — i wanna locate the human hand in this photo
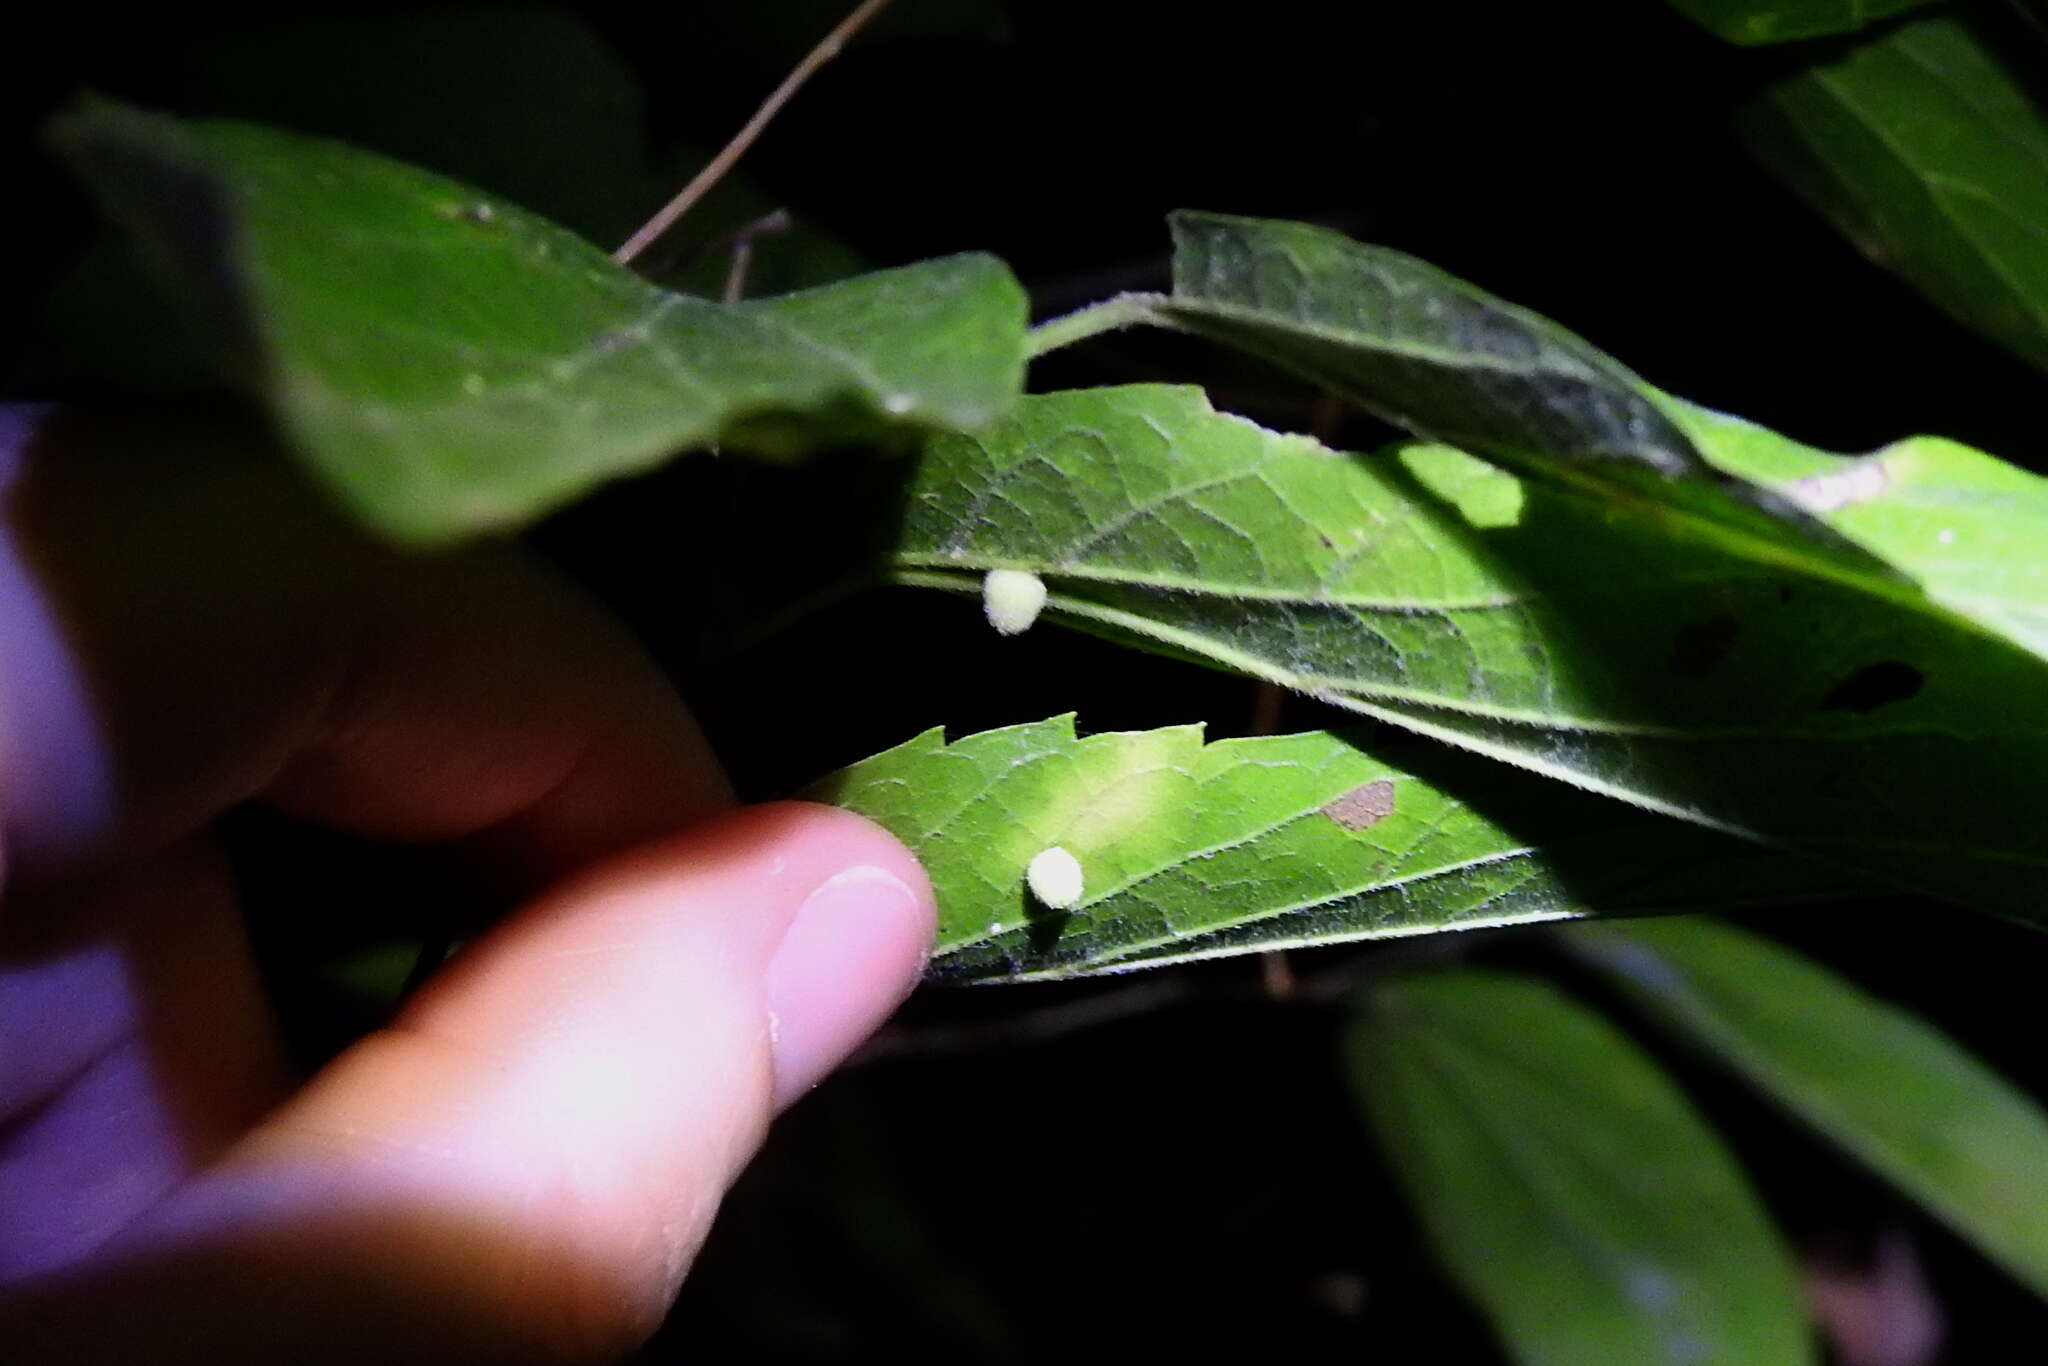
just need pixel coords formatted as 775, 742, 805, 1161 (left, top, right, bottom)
0, 408, 935, 1363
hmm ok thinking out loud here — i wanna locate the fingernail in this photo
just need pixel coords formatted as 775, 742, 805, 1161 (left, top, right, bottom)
764, 865, 932, 1109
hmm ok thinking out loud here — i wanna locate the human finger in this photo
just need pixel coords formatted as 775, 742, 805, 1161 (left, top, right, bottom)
2, 802, 933, 1364
1, 406, 728, 898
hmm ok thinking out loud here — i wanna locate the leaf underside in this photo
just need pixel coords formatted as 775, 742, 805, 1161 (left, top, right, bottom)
917, 208, 2048, 919
890, 382, 2048, 921
808, 716, 1856, 984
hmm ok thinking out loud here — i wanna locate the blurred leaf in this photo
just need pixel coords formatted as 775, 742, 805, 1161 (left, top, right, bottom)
809, 716, 1857, 983
1568, 916, 2048, 1302
1348, 970, 1815, 1366
889, 383, 2048, 920
1665, 0, 1939, 44
51, 102, 1026, 543
1744, 16, 2048, 373
31, 16, 868, 392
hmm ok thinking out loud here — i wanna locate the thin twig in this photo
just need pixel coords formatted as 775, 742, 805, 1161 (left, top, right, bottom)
723, 239, 755, 304
1258, 950, 1297, 1000
1252, 672, 1296, 1000
614, 0, 896, 265
721, 208, 794, 303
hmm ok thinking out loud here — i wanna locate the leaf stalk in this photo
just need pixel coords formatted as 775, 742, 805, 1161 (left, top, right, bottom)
1024, 291, 1172, 358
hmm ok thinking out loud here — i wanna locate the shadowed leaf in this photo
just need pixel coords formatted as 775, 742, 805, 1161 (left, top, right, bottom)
1665, 0, 1937, 44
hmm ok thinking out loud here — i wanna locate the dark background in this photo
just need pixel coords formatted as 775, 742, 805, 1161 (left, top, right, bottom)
10, 2, 2048, 1358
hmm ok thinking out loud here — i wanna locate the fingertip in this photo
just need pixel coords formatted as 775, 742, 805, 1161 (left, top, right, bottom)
728, 800, 933, 917
764, 858, 934, 1109
153, 799, 935, 1358
627, 800, 937, 1108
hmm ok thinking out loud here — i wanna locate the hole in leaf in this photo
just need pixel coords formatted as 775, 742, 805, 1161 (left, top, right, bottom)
1670, 616, 1738, 680
1818, 661, 1924, 714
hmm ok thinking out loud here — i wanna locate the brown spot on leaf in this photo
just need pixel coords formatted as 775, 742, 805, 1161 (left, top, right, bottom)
1323, 778, 1397, 831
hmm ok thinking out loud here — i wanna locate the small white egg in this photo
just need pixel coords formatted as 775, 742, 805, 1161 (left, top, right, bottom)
982, 569, 1048, 636
1026, 845, 1085, 909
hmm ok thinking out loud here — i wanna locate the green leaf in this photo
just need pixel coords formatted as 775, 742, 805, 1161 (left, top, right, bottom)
1167, 211, 1700, 479
1348, 970, 1815, 1366
50, 101, 1027, 544
1568, 917, 2048, 1302
888, 383, 2048, 919
1743, 16, 2048, 374
1161, 210, 1875, 578
1664, 0, 1938, 44
1668, 400, 2048, 660
1159, 213, 2048, 665
808, 716, 1856, 983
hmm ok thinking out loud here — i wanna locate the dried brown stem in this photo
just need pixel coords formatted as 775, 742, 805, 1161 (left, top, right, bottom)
614, 0, 895, 265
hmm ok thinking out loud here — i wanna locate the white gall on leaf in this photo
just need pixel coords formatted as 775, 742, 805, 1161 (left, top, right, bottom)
982, 569, 1047, 636
1025, 846, 1085, 909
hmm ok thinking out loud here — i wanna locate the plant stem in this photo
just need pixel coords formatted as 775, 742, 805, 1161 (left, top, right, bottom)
721, 209, 794, 303
1248, 679, 1292, 998
1024, 291, 1172, 358
614, 0, 896, 265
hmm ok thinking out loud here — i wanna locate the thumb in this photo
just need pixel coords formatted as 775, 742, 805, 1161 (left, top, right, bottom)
5, 802, 933, 1365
